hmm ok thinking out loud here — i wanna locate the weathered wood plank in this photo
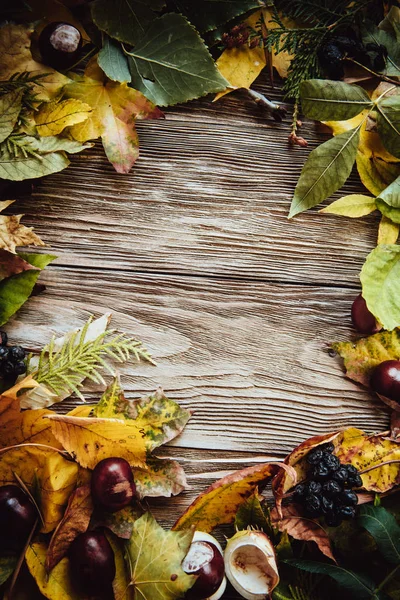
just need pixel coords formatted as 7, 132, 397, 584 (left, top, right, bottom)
9, 267, 389, 456
11, 86, 377, 286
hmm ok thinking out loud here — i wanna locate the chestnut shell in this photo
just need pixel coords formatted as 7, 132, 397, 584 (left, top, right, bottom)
183, 540, 225, 599
38, 22, 82, 70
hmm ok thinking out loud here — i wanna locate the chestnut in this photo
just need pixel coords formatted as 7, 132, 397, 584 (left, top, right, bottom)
182, 532, 225, 600
0, 484, 37, 552
38, 22, 82, 70
370, 360, 400, 404
68, 530, 116, 598
91, 457, 136, 513
351, 294, 381, 335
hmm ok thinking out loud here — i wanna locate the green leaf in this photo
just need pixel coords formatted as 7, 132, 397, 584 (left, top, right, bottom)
362, 20, 400, 77
289, 126, 361, 217
126, 512, 195, 600
0, 555, 17, 586
25, 136, 92, 154
234, 490, 271, 532
284, 560, 382, 599
377, 95, 400, 159
0, 147, 69, 181
332, 328, 400, 386
361, 245, 400, 331
92, 0, 164, 45
376, 175, 400, 223
358, 505, 400, 565
0, 253, 55, 326
174, 0, 260, 33
300, 80, 372, 121
0, 249, 37, 281
0, 90, 23, 143
98, 36, 131, 82
127, 13, 228, 107
321, 194, 377, 217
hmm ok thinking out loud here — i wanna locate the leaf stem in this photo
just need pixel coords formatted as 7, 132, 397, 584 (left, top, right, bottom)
0, 442, 69, 456
359, 459, 400, 474
374, 563, 400, 594
345, 58, 400, 87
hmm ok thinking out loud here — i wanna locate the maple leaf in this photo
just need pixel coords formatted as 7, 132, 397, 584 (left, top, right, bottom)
126, 512, 195, 600
0, 200, 45, 253
0, 24, 69, 101
173, 462, 295, 532
35, 99, 92, 137
48, 414, 147, 470
271, 504, 335, 562
46, 485, 93, 572
65, 59, 163, 173
93, 380, 192, 452
215, 9, 292, 101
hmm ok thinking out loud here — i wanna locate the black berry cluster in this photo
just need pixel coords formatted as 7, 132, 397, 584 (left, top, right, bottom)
318, 34, 388, 80
0, 331, 27, 384
293, 442, 362, 527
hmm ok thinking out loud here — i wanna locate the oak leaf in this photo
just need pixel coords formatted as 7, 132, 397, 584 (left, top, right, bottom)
35, 99, 92, 137
173, 462, 294, 532
48, 413, 147, 469
46, 484, 93, 572
0, 200, 45, 253
215, 9, 291, 101
127, 512, 195, 600
65, 59, 163, 173
271, 504, 335, 561
94, 380, 192, 451
0, 24, 69, 101
26, 542, 79, 599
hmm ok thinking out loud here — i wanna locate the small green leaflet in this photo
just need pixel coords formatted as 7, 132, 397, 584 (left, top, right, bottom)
358, 505, 400, 565
361, 245, 400, 331
127, 13, 228, 107
0, 146, 69, 181
321, 194, 377, 218
376, 94, 400, 159
234, 491, 271, 532
174, 0, 260, 33
300, 80, 372, 121
92, 0, 164, 45
0, 89, 23, 143
97, 36, 130, 83
126, 512, 195, 600
0, 253, 56, 326
289, 126, 361, 218
376, 175, 400, 222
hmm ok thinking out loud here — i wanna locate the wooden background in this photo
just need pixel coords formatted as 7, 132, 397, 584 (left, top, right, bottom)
6, 77, 391, 593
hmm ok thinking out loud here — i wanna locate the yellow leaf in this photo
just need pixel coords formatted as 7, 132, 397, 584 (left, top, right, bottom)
0, 24, 69, 101
320, 194, 377, 218
1, 374, 40, 400
106, 532, 130, 600
65, 59, 163, 173
0, 398, 60, 449
215, 9, 292, 101
66, 405, 94, 417
0, 446, 78, 532
378, 214, 400, 245
35, 99, 92, 137
49, 414, 147, 469
0, 201, 45, 253
26, 542, 80, 600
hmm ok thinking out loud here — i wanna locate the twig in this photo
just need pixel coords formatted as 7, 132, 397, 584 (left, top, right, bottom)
245, 88, 287, 121
345, 58, 400, 87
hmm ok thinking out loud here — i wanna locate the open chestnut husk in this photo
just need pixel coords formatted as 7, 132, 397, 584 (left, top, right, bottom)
182, 532, 226, 600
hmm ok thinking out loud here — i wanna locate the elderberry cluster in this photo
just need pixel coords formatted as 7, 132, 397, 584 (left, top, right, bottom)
293, 442, 362, 527
0, 331, 27, 383
318, 35, 387, 80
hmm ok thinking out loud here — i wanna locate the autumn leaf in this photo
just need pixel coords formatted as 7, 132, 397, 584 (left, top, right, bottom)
35, 99, 92, 137
93, 504, 142, 540
94, 380, 192, 451
377, 215, 399, 245
65, 59, 163, 173
0, 90, 23, 144
106, 531, 131, 600
48, 414, 147, 469
134, 457, 189, 499
0, 200, 45, 253
234, 490, 271, 532
271, 504, 335, 562
0, 24, 69, 101
46, 484, 93, 572
173, 462, 294, 532
215, 9, 291, 101
320, 194, 377, 218
126, 512, 195, 600
0, 397, 60, 449
26, 542, 79, 600
0, 556, 17, 587
0, 446, 78, 532
332, 327, 400, 386
0, 248, 38, 280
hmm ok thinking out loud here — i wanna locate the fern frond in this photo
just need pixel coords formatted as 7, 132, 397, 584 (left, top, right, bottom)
29, 318, 155, 400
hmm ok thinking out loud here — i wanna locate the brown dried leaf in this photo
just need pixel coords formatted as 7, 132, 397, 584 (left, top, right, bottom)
271, 504, 335, 561
0, 201, 45, 253
0, 248, 37, 280
46, 485, 93, 572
